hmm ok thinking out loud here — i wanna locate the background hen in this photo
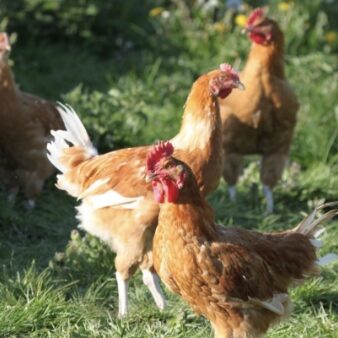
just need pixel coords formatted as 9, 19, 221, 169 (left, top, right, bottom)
0, 32, 63, 207
220, 8, 299, 213
149, 142, 337, 338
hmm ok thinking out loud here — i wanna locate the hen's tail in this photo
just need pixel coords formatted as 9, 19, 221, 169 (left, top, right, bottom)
47, 103, 97, 173
293, 202, 338, 266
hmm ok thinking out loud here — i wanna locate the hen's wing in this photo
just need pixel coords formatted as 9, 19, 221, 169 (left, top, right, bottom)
61, 145, 153, 208
264, 76, 299, 128
169, 233, 289, 320
204, 239, 276, 300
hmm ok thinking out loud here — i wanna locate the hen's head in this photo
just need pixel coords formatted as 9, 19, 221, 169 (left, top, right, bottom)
209, 63, 245, 99
0, 33, 11, 60
244, 8, 282, 46
146, 141, 189, 203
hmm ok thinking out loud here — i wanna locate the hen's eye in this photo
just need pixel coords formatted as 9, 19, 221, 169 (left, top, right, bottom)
176, 165, 184, 172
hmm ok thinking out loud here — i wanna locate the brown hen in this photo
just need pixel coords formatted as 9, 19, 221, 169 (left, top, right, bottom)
149, 141, 337, 338
220, 8, 299, 212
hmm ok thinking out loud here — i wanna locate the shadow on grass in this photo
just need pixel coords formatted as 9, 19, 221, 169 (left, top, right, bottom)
0, 181, 76, 271
0, 184, 122, 316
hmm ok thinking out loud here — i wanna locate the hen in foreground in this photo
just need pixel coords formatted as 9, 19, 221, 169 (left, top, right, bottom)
0, 32, 63, 207
47, 64, 244, 316
220, 8, 299, 212
149, 141, 337, 338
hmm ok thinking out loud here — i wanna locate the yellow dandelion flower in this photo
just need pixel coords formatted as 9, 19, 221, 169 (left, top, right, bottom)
213, 22, 227, 33
325, 31, 337, 44
149, 7, 164, 17
235, 14, 248, 28
278, 2, 292, 11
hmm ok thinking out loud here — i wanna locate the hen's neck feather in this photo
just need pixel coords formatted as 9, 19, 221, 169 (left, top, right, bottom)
158, 183, 219, 241
245, 36, 285, 79
172, 75, 221, 151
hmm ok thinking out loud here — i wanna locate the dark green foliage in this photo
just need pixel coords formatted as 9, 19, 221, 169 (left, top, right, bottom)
1, 0, 155, 52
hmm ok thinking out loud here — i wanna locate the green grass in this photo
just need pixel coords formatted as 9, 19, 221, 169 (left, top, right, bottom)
1, 183, 337, 337
1, 0, 338, 337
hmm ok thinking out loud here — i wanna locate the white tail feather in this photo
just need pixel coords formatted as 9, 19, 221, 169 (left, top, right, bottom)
314, 228, 326, 239
294, 204, 338, 264
316, 253, 338, 266
293, 202, 338, 236
47, 103, 97, 172
249, 293, 289, 315
57, 103, 95, 150
309, 238, 322, 249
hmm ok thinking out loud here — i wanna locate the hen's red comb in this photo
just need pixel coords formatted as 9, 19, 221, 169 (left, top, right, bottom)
220, 63, 239, 79
247, 8, 266, 27
147, 141, 174, 172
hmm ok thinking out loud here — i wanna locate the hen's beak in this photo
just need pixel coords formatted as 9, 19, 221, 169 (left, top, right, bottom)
241, 26, 251, 34
234, 80, 245, 91
145, 172, 157, 183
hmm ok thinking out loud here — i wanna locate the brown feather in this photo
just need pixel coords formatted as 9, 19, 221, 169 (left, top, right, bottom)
153, 158, 336, 338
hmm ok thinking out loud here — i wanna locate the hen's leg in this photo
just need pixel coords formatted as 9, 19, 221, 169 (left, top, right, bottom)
115, 271, 129, 317
228, 185, 236, 201
8, 186, 19, 202
26, 199, 36, 209
262, 184, 274, 214
115, 250, 139, 317
142, 269, 166, 310
260, 153, 288, 213
223, 153, 243, 201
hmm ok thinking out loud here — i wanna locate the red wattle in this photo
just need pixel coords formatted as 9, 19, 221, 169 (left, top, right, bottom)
249, 32, 267, 45
163, 178, 179, 203
218, 88, 232, 99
